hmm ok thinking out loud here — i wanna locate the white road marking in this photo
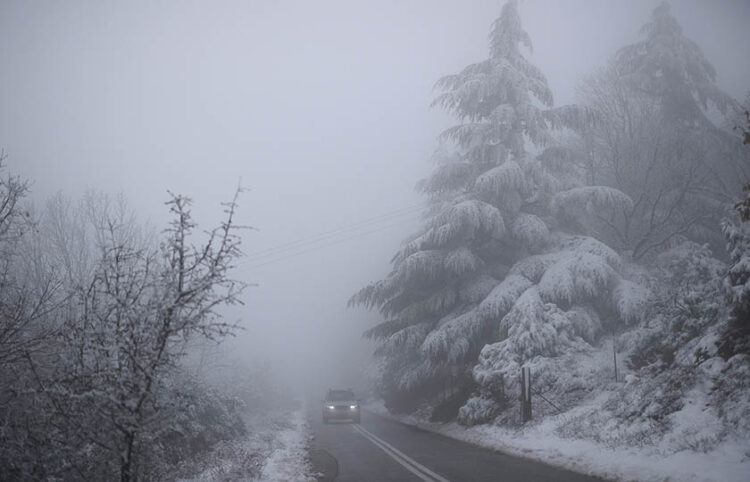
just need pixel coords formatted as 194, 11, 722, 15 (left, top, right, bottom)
352, 425, 435, 482
352, 423, 452, 482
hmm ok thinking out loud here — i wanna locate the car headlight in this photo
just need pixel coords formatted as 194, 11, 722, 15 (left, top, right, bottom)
327, 405, 335, 410
350, 405, 358, 410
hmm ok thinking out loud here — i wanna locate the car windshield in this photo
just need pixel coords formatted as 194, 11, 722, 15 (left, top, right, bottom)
327, 390, 354, 401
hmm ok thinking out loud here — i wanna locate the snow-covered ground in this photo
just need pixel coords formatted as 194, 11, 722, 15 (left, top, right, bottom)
260, 408, 315, 482
176, 404, 313, 481
367, 393, 750, 482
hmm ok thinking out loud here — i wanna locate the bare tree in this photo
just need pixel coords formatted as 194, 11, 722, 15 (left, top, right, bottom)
570, 65, 741, 260
15, 189, 247, 481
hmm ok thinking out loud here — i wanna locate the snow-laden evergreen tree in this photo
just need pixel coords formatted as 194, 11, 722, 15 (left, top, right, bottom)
351, 1, 641, 420
615, 1, 735, 124
565, 1, 747, 259
723, 220, 750, 325
721, 101, 750, 350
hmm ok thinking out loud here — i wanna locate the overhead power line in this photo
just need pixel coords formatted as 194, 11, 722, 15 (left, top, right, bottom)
241, 215, 420, 270
241, 202, 427, 263
237, 204, 427, 270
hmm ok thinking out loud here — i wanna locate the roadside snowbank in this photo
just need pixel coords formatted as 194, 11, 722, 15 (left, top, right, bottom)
260, 408, 314, 482
366, 400, 750, 482
177, 404, 313, 481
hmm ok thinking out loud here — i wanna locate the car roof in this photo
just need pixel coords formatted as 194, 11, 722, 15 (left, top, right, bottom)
327, 389, 354, 397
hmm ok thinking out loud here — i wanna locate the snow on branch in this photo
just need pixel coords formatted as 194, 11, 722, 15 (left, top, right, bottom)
348, 278, 399, 309
556, 234, 623, 269
551, 186, 633, 219
511, 213, 550, 249
426, 199, 506, 247
363, 319, 411, 340
418, 160, 476, 194
392, 285, 458, 323
420, 309, 485, 365
565, 305, 602, 343
459, 274, 498, 304
393, 250, 446, 286
543, 104, 600, 131
612, 278, 650, 324
444, 247, 483, 277
475, 287, 593, 384
508, 253, 559, 282
479, 274, 533, 321
375, 322, 431, 357
537, 251, 618, 306
475, 161, 525, 199
397, 359, 435, 391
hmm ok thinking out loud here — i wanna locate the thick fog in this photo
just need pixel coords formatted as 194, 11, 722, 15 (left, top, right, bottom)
2, 0, 749, 395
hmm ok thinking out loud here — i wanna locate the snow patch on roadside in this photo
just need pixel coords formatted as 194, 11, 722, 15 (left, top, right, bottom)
177, 404, 313, 481
260, 408, 314, 482
366, 400, 750, 482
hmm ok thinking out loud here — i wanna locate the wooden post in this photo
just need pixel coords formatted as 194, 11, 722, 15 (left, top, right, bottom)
612, 325, 618, 383
520, 367, 532, 423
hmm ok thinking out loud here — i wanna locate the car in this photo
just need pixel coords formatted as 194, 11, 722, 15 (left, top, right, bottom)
322, 389, 360, 424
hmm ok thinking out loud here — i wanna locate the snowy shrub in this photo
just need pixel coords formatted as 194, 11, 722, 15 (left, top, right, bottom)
474, 340, 521, 388
557, 364, 695, 449
458, 396, 502, 426
722, 219, 750, 324
711, 354, 750, 437
565, 306, 602, 343
629, 247, 724, 372
654, 241, 725, 288
152, 376, 247, 477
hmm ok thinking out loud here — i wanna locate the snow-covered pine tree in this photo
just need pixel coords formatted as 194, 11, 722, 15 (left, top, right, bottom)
721, 102, 750, 352
615, 1, 735, 124
351, 1, 640, 420
566, 1, 746, 260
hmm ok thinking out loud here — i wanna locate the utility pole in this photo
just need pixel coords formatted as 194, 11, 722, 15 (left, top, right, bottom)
612, 325, 618, 383
520, 367, 532, 423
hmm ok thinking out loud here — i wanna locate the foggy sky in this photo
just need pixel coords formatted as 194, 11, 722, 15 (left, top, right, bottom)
1, 0, 749, 390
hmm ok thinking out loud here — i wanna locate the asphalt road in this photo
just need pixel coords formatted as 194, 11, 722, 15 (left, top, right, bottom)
308, 407, 605, 482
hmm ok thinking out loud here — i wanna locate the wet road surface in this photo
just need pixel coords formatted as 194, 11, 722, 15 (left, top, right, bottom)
308, 407, 606, 482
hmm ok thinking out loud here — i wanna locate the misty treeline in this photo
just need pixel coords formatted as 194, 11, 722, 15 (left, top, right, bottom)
351, 0, 750, 443
0, 164, 255, 480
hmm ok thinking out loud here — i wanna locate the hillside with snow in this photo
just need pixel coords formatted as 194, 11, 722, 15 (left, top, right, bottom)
353, 2, 750, 479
